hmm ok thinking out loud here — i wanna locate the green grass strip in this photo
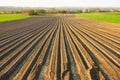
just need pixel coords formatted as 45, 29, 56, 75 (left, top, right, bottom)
0, 14, 30, 22
75, 12, 120, 23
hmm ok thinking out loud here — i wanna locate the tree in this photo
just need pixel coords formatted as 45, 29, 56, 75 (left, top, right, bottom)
37, 9, 46, 14
28, 10, 37, 15
58, 10, 67, 13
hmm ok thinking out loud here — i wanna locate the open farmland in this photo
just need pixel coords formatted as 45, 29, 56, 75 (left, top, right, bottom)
0, 15, 120, 80
76, 12, 120, 23
0, 14, 30, 22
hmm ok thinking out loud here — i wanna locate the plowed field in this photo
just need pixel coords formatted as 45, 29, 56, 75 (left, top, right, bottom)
0, 15, 120, 80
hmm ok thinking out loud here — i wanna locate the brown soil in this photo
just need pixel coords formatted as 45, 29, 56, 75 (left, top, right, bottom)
0, 15, 120, 80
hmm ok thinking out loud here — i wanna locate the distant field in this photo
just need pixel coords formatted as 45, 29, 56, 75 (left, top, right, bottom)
76, 12, 120, 23
0, 14, 30, 22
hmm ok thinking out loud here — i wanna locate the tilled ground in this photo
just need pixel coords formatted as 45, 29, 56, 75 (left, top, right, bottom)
0, 15, 120, 80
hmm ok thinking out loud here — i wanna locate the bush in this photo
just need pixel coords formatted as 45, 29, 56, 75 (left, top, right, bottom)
57, 10, 67, 13
28, 10, 37, 15
37, 9, 46, 14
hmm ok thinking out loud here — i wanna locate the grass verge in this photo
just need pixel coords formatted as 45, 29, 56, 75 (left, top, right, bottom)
75, 12, 120, 23
0, 14, 30, 22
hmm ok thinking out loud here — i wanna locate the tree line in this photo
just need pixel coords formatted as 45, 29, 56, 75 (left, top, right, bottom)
0, 8, 120, 15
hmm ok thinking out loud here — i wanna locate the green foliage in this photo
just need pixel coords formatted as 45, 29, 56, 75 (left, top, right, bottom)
28, 10, 37, 15
57, 10, 67, 13
75, 12, 120, 23
0, 14, 30, 22
37, 9, 46, 14
27, 10, 46, 15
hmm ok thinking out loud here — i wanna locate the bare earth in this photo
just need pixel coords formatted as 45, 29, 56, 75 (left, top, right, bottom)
0, 15, 120, 80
